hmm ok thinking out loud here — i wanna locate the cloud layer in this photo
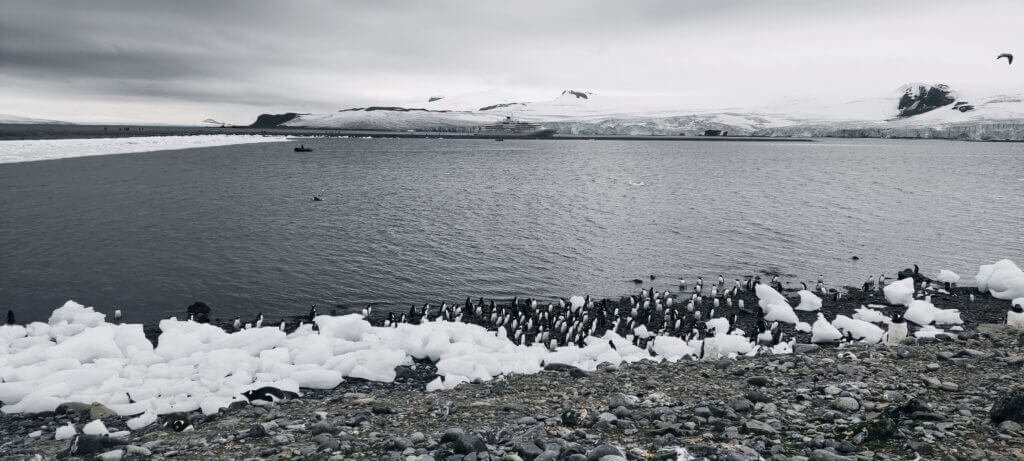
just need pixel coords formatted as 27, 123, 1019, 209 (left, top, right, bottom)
1, 0, 1021, 124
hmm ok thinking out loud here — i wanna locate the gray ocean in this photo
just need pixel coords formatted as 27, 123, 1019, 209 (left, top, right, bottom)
1, 138, 1022, 324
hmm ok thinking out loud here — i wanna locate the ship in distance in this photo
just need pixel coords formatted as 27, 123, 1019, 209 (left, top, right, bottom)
475, 115, 556, 138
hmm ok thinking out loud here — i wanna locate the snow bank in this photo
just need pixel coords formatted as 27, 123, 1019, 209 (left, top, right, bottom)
794, 290, 822, 312
0, 135, 290, 164
902, 300, 963, 326
976, 260, 1024, 300
754, 284, 798, 323
852, 306, 890, 324
883, 278, 915, 306
831, 315, 884, 343
0, 301, 718, 415
811, 314, 842, 344
935, 270, 960, 284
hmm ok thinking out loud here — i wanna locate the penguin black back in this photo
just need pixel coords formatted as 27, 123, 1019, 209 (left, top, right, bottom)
242, 386, 299, 405
5, 310, 13, 325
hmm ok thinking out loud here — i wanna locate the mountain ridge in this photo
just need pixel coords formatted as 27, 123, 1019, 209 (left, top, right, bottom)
247, 84, 1024, 140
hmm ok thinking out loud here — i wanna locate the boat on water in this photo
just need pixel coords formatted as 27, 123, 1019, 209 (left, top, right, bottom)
476, 115, 555, 139
294, 145, 313, 152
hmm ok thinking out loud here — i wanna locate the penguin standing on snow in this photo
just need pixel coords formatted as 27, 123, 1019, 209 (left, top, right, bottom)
242, 386, 300, 407
6, 310, 14, 325
885, 312, 908, 346
1007, 301, 1024, 330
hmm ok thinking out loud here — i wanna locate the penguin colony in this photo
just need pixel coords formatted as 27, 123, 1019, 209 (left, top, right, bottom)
192, 265, 1017, 359
95, 262, 1021, 362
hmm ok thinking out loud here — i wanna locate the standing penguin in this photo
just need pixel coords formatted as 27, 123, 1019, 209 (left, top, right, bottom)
885, 312, 908, 346
1007, 300, 1024, 330
6, 310, 14, 325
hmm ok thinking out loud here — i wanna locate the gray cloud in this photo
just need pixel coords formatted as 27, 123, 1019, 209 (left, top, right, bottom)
1, 0, 1022, 124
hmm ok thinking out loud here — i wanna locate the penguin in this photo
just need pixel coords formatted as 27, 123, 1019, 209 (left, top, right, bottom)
255, 312, 264, 328
113, 309, 123, 322
232, 317, 241, 330
5, 310, 14, 325
278, 320, 286, 331
308, 305, 318, 322
160, 412, 194, 432
884, 312, 908, 346
1007, 301, 1024, 330
242, 386, 299, 407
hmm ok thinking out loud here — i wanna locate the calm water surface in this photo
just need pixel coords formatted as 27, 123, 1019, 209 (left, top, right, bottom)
1, 138, 1022, 323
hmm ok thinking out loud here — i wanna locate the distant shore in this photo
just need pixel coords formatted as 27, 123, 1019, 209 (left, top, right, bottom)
0, 124, 813, 142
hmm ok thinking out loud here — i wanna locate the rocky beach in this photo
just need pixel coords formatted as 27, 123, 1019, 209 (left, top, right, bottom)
1, 273, 1023, 461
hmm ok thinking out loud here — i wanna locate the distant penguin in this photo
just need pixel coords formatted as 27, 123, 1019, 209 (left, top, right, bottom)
160, 412, 194, 432
308, 305, 318, 322
186, 301, 211, 324
255, 312, 264, 328
113, 309, 123, 322
242, 386, 299, 407
885, 312, 908, 346
232, 317, 241, 330
1008, 301, 1024, 330
5, 310, 14, 325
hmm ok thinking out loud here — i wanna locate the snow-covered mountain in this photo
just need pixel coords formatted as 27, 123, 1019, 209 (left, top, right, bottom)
252, 85, 1024, 140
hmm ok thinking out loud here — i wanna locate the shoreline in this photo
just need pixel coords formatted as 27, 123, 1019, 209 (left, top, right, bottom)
1, 264, 1023, 459
0, 123, 818, 143
1, 318, 1021, 459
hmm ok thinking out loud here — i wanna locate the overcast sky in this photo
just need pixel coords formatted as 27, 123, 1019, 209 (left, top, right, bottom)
1, 0, 1021, 124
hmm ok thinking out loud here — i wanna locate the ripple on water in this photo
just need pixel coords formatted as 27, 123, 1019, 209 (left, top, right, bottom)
0, 138, 1022, 323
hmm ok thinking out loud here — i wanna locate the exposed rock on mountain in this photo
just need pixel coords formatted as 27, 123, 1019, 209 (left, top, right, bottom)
898, 84, 957, 118
249, 113, 302, 128
561, 90, 592, 99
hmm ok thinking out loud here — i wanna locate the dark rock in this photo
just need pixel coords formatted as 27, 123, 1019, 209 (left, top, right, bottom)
440, 430, 486, 455
64, 434, 127, 456
908, 440, 933, 455
990, 387, 1024, 424
794, 344, 821, 354
744, 420, 777, 434
744, 390, 772, 403
394, 365, 417, 381
309, 421, 334, 435
586, 444, 623, 461
312, 434, 339, 452
809, 449, 854, 461
513, 439, 544, 460
608, 392, 638, 409
248, 422, 272, 438
250, 113, 301, 128
897, 83, 957, 118
372, 403, 394, 414
726, 396, 753, 412
560, 409, 585, 427
746, 376, 769, 387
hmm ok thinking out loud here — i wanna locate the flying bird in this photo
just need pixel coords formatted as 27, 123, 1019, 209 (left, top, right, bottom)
997, 53, 1013, 65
